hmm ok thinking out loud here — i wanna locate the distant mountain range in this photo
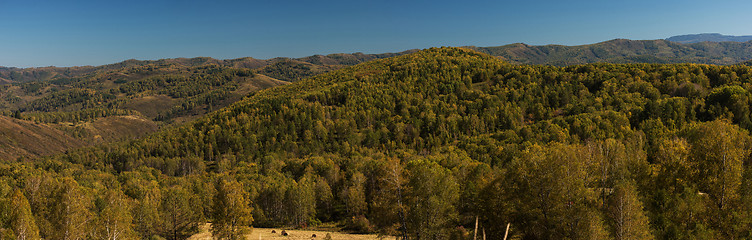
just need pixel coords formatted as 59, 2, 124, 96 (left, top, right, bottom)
4, 35, 752, 76
0, 51, 417, 83
666, 33, 752, 44
470, 38, 752, 66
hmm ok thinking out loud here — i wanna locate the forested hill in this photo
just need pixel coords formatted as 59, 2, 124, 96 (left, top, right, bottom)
0, 50, 415, 162
37, 47, 752, 239
471, 38, 752, 65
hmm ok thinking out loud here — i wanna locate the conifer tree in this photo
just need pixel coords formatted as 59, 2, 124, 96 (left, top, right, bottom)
161, 186, 200, 240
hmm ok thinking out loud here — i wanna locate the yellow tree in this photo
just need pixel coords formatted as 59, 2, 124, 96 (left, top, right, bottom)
211, 177, 253, 240
608, 181, 653, 240
98, 188, 135, 240
688, 120, 749, 210
52, 178, 93, 240
10, 189, 40, 240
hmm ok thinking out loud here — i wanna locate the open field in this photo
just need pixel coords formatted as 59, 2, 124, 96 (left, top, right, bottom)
189, 224, 397, 240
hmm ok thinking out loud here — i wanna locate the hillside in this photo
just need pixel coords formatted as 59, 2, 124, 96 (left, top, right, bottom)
472, 38, 752, 65
0, 113, 164, 161
0, 51, 417, 165
34, 47, 752, 239
667, 33, 752, 43
0, 115, 85, 160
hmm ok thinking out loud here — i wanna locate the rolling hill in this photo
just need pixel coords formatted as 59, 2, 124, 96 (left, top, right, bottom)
5, 45, 752, 239
45, 47, 752, 239
0, 51, 415, 162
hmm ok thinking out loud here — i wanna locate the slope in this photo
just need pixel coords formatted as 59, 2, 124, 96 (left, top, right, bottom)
0, 115, 85, 160
0, 51, 413, 162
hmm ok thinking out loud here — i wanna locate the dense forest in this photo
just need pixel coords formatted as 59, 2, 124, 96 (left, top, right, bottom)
3, 47, 752, 239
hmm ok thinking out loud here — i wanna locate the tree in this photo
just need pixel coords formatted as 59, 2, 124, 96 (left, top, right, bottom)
608, 181, 653, 240
493, 143, 599, 240
132, 181, 162, 239
369, 158, 408, 237
160, 186, 201, 240
688, 120, 749, 210
98, 188, 135, 240
211, 177, 253, 240
405, 159, 459, 240
285, 172, 316, 227
342, 171, 367, 217
687, 120, 750, 237
10, 189, 40, 240
51, 178, 94, 240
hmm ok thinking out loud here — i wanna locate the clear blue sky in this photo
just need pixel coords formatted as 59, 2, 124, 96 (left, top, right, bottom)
1, 0, 751, 67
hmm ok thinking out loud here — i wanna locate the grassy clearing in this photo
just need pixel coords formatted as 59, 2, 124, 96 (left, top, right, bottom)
188, 224, 396, 240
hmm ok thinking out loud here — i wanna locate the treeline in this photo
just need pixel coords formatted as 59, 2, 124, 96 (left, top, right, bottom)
24, 88, 116, 112
16, 108, 138, 124
0, 162, 252, 239
118, 66, 252, 98
258, 60, 336, 82
20, 47, 752, 239
155, 88, 233, 121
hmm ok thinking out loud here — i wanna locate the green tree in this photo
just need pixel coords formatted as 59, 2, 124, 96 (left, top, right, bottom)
211, 177, 253, 240
405, 159, 459, 240
160, 186, 201, 240
342, 171, 367, 216
495, 143, 600, 240
285, 172, 316, 227
369, 158, 408, 237
132, 182, 162, 239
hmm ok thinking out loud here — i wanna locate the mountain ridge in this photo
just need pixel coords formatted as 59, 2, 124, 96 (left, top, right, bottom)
666, 33, 752, 43
0, 50, 418, 83
6, 37, 752, 80
470, 38, 752, 65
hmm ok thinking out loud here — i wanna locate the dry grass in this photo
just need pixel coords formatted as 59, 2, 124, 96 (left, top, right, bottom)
123, 94, 176, 119
0, 116, 85, 161
189, 224, 396, 240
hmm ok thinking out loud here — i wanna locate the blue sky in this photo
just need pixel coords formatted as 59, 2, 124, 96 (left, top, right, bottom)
1, 0, 751, 67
